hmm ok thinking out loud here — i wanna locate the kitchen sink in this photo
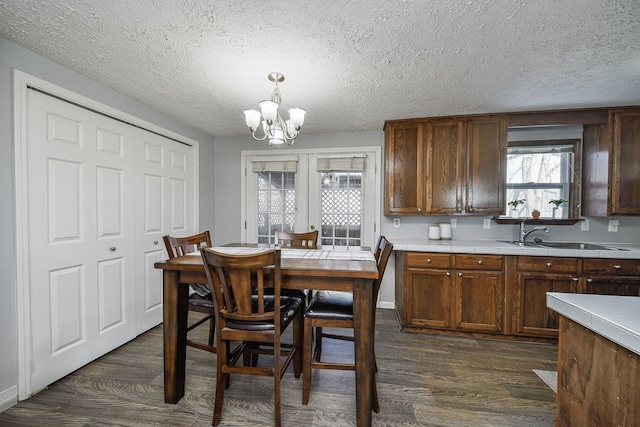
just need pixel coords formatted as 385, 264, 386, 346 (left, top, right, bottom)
498, 240, 628, 251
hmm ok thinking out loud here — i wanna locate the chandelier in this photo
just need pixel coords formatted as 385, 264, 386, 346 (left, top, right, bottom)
243, 72, 306, 145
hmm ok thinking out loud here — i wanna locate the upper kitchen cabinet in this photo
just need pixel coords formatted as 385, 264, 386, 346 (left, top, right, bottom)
384, 115, 507, 216
582, 108, 640, 216
384, 121, 426, 214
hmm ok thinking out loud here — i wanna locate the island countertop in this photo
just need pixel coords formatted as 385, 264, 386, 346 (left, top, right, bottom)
547, 292, 640, 355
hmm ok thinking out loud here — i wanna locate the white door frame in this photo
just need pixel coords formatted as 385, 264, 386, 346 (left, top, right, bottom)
240, 146, 381, 246
13, 70, 200, 400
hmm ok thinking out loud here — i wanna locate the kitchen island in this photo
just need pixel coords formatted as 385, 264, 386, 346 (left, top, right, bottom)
547, 292, 640, 427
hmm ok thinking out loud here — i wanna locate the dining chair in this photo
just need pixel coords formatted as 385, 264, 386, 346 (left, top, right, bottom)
163, 231, 216, 353
201, 247, 303, 427
301, 236, 393, 411
274, 229, 319, 249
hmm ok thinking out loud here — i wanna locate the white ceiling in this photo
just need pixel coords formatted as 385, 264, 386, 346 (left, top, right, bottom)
1, 0, 639, 138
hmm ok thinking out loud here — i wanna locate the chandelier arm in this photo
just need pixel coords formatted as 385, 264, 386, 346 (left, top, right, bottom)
250, 126, 269, 141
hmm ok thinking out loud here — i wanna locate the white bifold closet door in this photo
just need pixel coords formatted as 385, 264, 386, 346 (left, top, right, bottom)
26, 89, 193, 394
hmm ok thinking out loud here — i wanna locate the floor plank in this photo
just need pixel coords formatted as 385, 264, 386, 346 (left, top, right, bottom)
0, 309, 558, 426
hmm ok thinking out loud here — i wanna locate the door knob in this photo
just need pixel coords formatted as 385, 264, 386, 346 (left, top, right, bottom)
109, 247, 116, 252
154, 241, 158, 245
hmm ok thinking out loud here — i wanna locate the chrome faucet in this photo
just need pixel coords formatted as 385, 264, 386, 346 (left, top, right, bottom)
520, 219, 549, 242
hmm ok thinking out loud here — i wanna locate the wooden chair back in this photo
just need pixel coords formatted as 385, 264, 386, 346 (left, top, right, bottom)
163, 231, 212, 258
201, 248, 282, 330
275, 230, 319, 249
373, 236, 394, 297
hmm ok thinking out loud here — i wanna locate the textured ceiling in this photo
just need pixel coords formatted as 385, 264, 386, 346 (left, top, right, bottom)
1, 0, 639, 138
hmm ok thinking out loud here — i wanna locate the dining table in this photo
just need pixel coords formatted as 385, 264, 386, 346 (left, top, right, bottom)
154, 244, 379, 427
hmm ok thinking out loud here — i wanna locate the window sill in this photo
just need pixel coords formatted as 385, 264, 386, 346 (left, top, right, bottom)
492, 217, 582, 226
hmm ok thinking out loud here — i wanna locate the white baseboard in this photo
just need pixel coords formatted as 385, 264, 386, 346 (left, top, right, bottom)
0, 385, 17, 413
377, 301, 395, 310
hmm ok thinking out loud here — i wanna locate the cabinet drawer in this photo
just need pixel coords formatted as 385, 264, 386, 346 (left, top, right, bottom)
517, 256, 580, 273
455, 254, 503, 270
405, 252, 451, 268
583, 258, 640, 275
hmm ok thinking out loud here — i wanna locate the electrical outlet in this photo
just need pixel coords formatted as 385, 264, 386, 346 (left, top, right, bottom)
608, 219, 619, 232
393, 218, 400, 228
483, 218, 491, 229
450, 218, 457, 228
581, 219, 589, 231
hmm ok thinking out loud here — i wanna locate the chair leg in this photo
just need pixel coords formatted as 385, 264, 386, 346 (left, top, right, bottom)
208, 317, 215, 347
302, 316, 313, 405
274, 341, 282, 427
213, 339, 228, 426
293, 309, 302, 378
314, 326, 323, 362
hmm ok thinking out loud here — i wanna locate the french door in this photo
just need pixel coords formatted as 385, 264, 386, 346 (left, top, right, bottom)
243, 148, 379, 249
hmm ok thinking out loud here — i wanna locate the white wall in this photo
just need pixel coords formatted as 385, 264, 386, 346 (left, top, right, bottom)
0, 37, 216, 409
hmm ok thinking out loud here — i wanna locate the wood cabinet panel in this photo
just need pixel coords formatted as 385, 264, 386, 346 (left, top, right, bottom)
407, 267, 452, 329
454, 270, 504, 333
465, 117, 507, 214
384, 122, 425, 214
405, 252, 451, 269
583, 276, 640, 297
455, 254, 503, 271
584, 258, 640, 275
611, 109, 640, 215
517, 256, 581, 273
513, 272, 580, 337
426, 120, 463, 214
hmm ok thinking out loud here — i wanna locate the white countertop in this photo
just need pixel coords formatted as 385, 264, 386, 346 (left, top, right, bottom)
547, 292, 640, 355
390, 238, 640, 259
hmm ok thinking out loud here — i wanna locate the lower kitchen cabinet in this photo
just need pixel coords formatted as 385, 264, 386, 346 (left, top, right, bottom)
396, 251, 640, 341
512, 256, 581, 338
453, 255, 504, 333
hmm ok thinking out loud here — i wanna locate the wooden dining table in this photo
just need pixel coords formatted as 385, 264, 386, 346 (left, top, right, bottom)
154, 244, 379, 427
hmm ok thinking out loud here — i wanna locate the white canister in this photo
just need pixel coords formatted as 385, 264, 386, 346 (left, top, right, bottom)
428, 225, 441, 240
439, 222, 452, 240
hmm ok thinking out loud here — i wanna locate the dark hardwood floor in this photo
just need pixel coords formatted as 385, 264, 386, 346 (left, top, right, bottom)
0, 309, 558, 426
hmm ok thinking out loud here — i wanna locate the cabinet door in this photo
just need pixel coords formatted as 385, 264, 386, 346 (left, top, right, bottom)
584, 276, 640, 296
406, 268, 452, 329
453, 270, 504, 333
513, 272, 580, 337
611, 109, 640, 215
384, 122, 425, 214
466, 116, 507, 215
426, 119, 465, 214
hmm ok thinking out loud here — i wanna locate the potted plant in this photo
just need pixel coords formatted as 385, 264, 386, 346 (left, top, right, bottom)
549, 199, 568, 218
507, 199, 526, 218
531, 209, 540, 219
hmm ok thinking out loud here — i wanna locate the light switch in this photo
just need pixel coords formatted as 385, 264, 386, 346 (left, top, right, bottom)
450, 219, 457, 228
483, 219, 491, 229
581, 219, 589, 231
608, 219, 619, 232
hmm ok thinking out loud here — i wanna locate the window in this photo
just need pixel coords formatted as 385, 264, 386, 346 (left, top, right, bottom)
256, 171, 296, 244
506, 139, 580, 218
317, 158, 365, 248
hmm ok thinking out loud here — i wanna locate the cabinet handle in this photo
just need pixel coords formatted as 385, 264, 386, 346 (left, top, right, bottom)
586, 278, 593, 283
545, 262, 553, 267
458, 272, 463, 277
613, 264, 622, 269
477, 259, 483, 265
468, 206, 475, 212
572, 277, 579, 282
109, 246, 116, 252
417, 208, 422, 213
427, 258, 432, 263
445, 272, 451, 276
